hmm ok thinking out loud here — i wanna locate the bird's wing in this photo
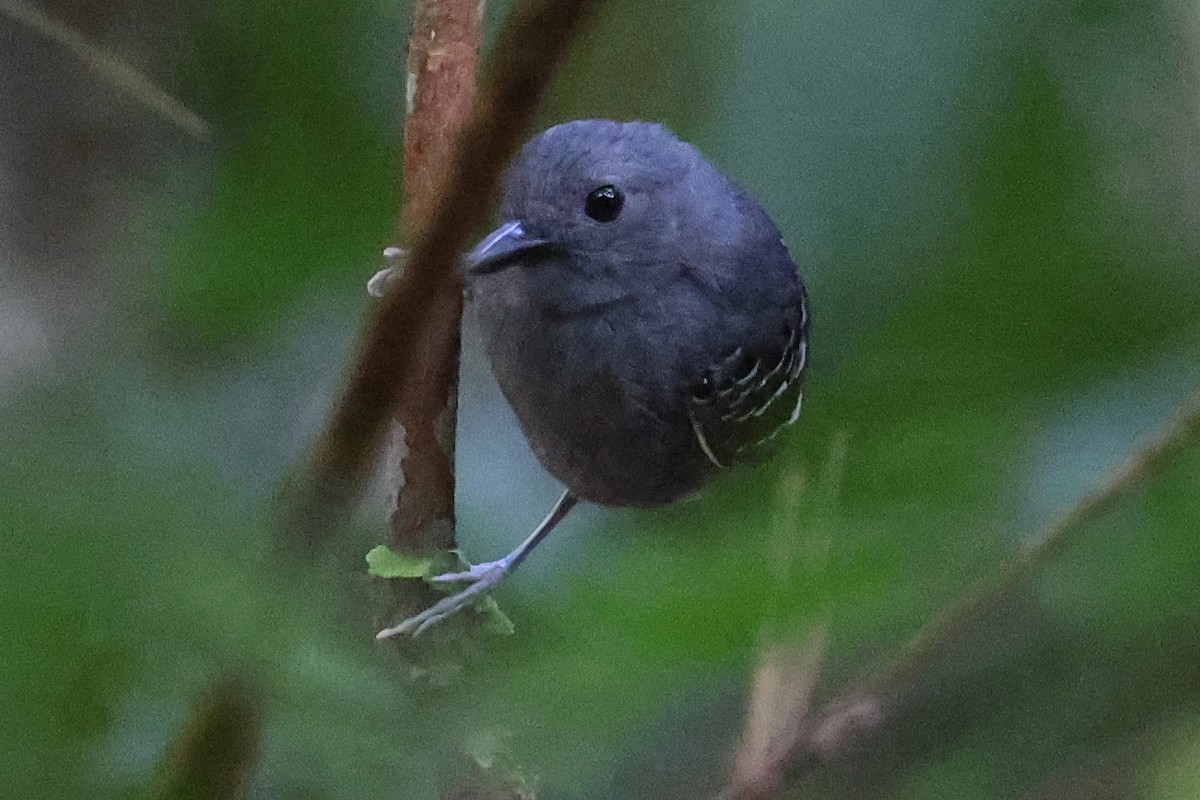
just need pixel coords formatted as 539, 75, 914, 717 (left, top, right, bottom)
685, 294, 810, 469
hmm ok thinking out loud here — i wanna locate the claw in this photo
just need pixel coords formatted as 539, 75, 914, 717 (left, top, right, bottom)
374, 491, 580, 640
367, 246, 408, 297
375, 559, 510, 639
429, 561, 507, 584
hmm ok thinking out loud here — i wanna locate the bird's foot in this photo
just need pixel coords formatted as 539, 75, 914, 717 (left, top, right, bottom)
375, 558, 512, 639
366, 246, 407, 297
429, 559, 511, 585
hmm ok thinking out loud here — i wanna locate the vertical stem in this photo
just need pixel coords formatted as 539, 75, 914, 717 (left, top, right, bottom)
402, 1, 485, 235
389, 0, 483, 554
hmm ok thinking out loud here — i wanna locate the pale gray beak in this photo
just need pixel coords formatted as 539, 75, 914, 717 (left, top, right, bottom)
465, 221, 555, 274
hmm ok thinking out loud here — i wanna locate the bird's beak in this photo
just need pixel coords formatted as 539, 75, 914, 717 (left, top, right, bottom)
465, 221, 554, 275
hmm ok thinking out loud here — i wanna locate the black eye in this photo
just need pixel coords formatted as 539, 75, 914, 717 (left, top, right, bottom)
585, 185, 623, 222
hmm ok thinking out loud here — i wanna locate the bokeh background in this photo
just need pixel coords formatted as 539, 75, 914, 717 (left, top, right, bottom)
3, 0, 1200, 797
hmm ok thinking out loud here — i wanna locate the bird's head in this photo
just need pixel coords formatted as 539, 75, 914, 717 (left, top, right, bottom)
466, 119, 720, 312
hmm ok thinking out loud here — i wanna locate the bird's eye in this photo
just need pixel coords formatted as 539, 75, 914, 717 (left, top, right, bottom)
584, 185, 623, 222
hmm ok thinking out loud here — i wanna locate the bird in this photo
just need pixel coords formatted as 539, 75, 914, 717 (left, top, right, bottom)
374, 119, 809, 638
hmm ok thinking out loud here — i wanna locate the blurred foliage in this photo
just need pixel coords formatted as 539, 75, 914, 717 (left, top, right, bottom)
2, 0, 1200, 798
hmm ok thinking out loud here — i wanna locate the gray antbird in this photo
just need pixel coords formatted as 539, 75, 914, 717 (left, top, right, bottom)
374, 119, 810, 638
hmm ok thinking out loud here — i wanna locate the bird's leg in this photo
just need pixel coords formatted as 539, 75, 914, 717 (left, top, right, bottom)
376, 490, 580, 638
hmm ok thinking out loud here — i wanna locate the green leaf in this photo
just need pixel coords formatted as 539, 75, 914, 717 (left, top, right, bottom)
476, 597, 515, 636
364, 545, 433, 579
465, 729, 505, 771
463, 728, 534, 792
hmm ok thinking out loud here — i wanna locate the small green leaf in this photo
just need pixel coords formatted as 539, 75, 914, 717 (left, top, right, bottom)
476, 597, 515, 636
464, 728, 533, 792
465, 729, 504, 770
365, 545, 433, 579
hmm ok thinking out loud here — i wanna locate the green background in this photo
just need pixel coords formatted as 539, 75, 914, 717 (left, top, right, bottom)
2, 0, 1199, 797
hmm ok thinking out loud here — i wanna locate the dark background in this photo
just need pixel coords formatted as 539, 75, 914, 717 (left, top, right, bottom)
2, 0, 1200, 797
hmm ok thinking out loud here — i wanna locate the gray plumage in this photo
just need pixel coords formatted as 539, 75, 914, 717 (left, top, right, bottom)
376, 119, 809, 638
470, 119, 808, 504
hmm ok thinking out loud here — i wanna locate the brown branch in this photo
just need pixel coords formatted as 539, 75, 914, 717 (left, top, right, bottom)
387, 0, 481, 558
715, 387, 1200, 797
279, 0, 605, 550
357, 1, 482, 683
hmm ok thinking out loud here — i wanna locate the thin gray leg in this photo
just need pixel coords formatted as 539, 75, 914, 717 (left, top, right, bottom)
376, 490, 580, 638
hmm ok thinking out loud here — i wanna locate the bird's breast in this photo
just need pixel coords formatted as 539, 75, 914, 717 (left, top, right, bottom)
480, 305, 716, 507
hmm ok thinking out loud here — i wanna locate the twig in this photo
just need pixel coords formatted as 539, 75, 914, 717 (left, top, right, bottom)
280, 0, 605, 549
727, 473, 818, 799
864, 388, 1200, 700
1, 0, 209, 138
721, 447, 843, 800
724, 625, 829, 800
718, 388, 1200, 795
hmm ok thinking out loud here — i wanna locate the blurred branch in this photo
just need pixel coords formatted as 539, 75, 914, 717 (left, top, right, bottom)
147, 673, 263, 800
0, 0, 209, 138
863, 388, 1200, 700
724, 625, 829, 800
720, 453, 840, 800
280, 0, 604, 550
725, 473, 822, 800
717, 388, 1200, 797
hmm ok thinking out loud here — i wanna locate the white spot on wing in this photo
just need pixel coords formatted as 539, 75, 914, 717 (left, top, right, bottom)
786, 390, 804, 426
687, 405, 727, 469
750, 375, 793, 419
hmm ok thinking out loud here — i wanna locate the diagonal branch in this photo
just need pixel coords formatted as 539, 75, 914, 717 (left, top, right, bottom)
716, 387, 1200, 798
281, 0, 605, 550
862, 387, 1200, 702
